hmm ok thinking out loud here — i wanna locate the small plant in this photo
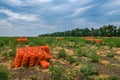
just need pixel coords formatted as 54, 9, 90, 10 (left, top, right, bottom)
66, 55, 75, 63
90, 52, 100, 62
57, 49, 67, 59
76, 49, 88, 57
49, 65, 65, 80
0, 65, 9, 80
80, 64, 98, 76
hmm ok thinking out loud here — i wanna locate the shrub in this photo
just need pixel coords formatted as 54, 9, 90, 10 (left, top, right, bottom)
0, 65, 9, 80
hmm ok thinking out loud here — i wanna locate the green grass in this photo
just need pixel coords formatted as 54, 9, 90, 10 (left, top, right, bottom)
49, 65, 65, 80
0, 65, 9, 80
102, 37, 120, 48
66, 55, 75, 63
80, 64, 98, 80
90, 52, 100, 62
49, 64, 76, 80
57, 49, 75, 63
57, 49, 67, 59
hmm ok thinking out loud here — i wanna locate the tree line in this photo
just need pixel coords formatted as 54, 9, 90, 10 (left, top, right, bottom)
39, 25, 120, 37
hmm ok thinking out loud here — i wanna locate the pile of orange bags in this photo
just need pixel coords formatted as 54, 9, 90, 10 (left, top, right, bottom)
17, 36, 28, 43
14, 46, 52, 69
86, 38, 102, 43
84, 37, 105, 44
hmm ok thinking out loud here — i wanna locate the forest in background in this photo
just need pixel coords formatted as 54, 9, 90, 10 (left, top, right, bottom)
39, 25, 120, 37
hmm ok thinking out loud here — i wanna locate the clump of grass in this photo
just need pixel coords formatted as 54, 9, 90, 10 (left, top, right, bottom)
49, 65, 65, 80
57, 49, 75, 63
57, 49, 67, 59
0, 65, 9, 80
80, 64, 98, 76
75, 48, 88, 57
90, 51, 100, 62
80, 64, 98, 80
66, 55, 75, 64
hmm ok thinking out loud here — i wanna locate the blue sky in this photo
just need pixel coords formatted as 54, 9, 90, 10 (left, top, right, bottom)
0, 0, 120, 36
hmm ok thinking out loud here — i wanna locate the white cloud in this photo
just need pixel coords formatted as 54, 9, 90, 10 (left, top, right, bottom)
2, 0, 52, 6
109, 21, 120, 26
101, 0, 120, 12
69, 4, 98, 17
0, 19, 14, 28
0, 9, 38, 22
30, 0, 52, 3
72, 0, 92, 6
69, 0, 77, 2
0, 19, 22, 36
106, 10, 119, 15
103, 0, 120, 7
50, 5, 66, 10
3, 0, 23, 6
38, 23, 56, 29
0, 19, 56, 36
26, 23, 57, 29
0, 28, 25, 36
72, 18, 100, 28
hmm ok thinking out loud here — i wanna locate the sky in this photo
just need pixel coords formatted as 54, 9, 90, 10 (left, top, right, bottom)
0, 0, 120, 36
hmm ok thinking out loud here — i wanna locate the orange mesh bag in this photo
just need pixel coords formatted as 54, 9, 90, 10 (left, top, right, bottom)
44, 51, 52, 60
41, 46, 50, 54
94, 39, 101, 43
35, 48, 44, 65
40, 60, 50, 69
21, 47, 31, 67
40, 46, 52, 59
14, 47, 24, 68
29, 47, 38, 67
38, 47, 45, 60
35, 59, 39, 66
